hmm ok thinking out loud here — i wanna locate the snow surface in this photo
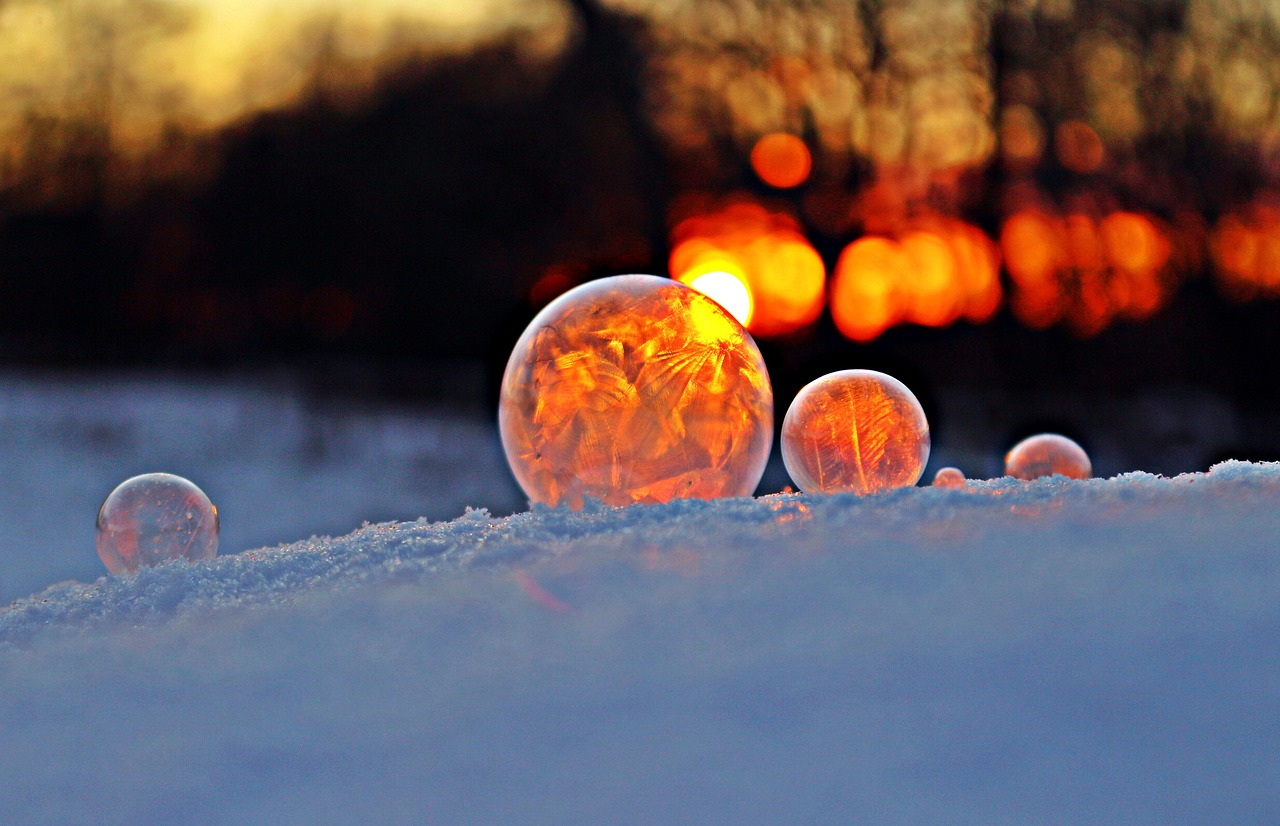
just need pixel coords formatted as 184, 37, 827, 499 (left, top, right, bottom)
0, 371, 522, 603
3, 460, 1280, 823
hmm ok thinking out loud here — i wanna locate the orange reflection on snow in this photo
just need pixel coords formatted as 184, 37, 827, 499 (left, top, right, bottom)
513, 568, 573, 614
1000, 208, 1172, 335
830, 217, 1000, 341
766, 497, 811, 525
638, 544, 702, 578
670, 200, 825, 337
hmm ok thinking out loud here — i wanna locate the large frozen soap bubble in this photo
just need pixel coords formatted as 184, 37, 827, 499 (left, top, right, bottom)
96, 473, 219, 575
499, 274, 774, 509
782, 369, 930, 494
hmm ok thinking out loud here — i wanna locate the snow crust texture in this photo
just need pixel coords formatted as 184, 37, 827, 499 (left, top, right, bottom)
3, 462, 1280, 823
0, 373, 521, 602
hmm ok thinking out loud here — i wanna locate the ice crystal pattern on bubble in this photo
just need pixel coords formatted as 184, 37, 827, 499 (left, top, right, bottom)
499, 275, 774, 509
781, 370, 930, 494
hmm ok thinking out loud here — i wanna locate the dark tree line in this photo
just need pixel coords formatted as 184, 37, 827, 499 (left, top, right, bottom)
0, 0, 1278, 422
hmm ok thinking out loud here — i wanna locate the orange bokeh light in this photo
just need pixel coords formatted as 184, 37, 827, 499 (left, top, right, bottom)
829, 237, 902, 342
1000, 207, 1172, 335
999, 104, 1044, 169
750, 133, 812, 189
1211, 203, 1280, 299
948, 220, 1004, 323
670, 199, 825, 337
1055, 120, 1105, 173
830, 217, 1001, 341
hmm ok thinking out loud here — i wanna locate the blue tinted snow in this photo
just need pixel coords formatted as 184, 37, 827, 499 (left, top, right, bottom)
2, 462, 1280, 822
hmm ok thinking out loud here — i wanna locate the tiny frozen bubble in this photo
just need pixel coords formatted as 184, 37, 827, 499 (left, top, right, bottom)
96, 473, 219, 575
781, 369, 930, 494
499, 274, 774, 510
932, 466, 966, 488
1005, 433, 1092, 480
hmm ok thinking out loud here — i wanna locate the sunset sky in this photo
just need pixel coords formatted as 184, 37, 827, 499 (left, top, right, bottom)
0, 0, 571, 156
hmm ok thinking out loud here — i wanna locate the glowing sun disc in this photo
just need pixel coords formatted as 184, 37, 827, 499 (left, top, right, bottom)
688, 270, 753, 326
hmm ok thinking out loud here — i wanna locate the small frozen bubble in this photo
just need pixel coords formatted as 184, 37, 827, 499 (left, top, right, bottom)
781, 369, 930, 494
96, 473, 219, 575
932, 467, 966, 488
1005, 433, 1092, 480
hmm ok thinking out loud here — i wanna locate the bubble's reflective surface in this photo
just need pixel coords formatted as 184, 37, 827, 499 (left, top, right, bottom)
781, 370, 930, 494
499, 274, 774, 509
96, 473, 219, 575
1005, 433, 1092, 480
932, 466, 966, 488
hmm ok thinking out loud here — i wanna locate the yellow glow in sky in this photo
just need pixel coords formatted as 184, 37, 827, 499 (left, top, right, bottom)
0, 0, 572, 163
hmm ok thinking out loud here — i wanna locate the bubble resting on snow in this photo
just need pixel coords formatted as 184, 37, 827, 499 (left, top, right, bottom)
499, 274, 774, 509
96, 473, 219, 574
0, 372, 523, 603
4, 460, 1280, 644
781, 369, 930, 494
1005, 432, 1092, 480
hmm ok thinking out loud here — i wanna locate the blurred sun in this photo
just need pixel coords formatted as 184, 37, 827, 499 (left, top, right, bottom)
686, 270, 753, 327
670, 199, 825, 338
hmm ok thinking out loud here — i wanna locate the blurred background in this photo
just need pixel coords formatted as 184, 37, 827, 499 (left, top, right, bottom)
4, 0, 1280, 595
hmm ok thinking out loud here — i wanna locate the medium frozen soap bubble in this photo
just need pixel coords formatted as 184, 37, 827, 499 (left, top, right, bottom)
96, 473, 219, 575
1004, 433, 1091, 480
499, 274, 774, 509
781, 369, 930, 494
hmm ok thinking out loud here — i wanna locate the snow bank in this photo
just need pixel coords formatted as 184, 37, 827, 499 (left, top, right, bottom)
0, 372, 522, 602
2, 463, 1279, 822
